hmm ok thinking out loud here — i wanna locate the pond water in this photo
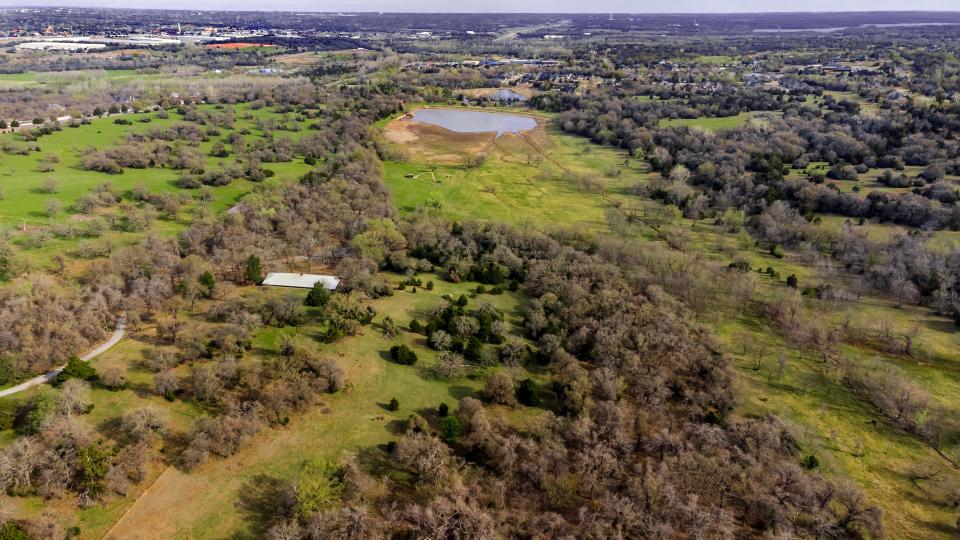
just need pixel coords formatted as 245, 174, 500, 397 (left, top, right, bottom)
411, 108, 536, 136
490, 88, 527, 102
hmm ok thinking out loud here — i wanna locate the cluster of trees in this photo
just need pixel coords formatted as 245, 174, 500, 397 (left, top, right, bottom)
248, 217, 882, 538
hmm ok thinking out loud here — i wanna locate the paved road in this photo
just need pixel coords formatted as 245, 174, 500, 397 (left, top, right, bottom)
0, 317, 126, 398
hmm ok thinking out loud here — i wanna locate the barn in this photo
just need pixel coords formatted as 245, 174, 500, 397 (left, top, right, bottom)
261, 272, 341, 290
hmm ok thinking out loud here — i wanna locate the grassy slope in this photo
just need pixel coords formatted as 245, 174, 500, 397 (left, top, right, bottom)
4, 103, 959, 538
0, 104, 314, 270
380, 109, 960, 537
89, 276, 537, 539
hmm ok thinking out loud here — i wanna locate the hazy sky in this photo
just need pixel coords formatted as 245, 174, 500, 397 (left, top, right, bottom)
1, 0, 959, 12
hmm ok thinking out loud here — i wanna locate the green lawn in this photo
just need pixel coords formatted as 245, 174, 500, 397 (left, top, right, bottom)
0, 103, 315, 268
657, 111, 777, 131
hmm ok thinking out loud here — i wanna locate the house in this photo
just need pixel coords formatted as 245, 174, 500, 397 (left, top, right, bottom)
261, 273, 341, 290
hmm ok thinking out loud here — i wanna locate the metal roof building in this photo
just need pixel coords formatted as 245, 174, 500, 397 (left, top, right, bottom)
261, 272, 341, 290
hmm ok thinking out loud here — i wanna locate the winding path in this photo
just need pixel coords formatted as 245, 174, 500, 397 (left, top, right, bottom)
0, 316, 126, 398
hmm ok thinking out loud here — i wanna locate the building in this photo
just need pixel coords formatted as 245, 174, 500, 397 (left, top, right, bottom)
261, 272, 341, 290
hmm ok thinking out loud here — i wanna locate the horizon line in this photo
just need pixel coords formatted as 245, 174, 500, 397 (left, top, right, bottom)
3, 6, 960, 15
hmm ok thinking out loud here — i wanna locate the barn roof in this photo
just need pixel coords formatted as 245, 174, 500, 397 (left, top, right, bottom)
261, 272, 341, 290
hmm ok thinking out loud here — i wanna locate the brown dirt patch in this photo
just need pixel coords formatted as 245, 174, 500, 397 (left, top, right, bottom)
382, 108, 547, 165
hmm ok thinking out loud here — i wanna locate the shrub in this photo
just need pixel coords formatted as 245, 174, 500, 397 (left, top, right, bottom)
387, 397, 399, 411
53, 357, 97, 386
728, 260, 750, 273
0, 522, 29, 540
801, 454, 819, 469
244, 255, 263, 284
770, 244, 785, 259
440, 416, 463, 443
390, 344, 418, 365
409, 319, 422, 333
786, 274, 799, 288
305, 282, 331, 307
517, 378, 541, 406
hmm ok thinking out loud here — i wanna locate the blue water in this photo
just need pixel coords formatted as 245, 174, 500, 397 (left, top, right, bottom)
412, 108, 536, 136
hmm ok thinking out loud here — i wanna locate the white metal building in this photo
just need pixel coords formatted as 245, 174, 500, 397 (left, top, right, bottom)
261, 272, 341, 290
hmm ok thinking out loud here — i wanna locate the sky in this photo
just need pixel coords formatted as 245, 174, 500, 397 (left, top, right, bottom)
1, 0, 959, 12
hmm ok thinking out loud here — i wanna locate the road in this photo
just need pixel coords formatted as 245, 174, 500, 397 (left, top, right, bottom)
0, 316, 126, 398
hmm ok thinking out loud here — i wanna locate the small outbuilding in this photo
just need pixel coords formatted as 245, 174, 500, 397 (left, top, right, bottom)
261, 272, 341, 290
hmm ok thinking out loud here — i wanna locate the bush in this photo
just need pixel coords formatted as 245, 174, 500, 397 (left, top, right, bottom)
440, 416, 463, 443
0, 522, 30, 540
53, 357, 97, 386
305, 282, 331, 307
801, 454, 819, 469
770, 244, 785, 259
409, 319, 422, 333
387, 397, 400, 411
517, 378, 541, 406
390, 344, 418, 365
786, 274, 799, 288
728, 260, 750, 273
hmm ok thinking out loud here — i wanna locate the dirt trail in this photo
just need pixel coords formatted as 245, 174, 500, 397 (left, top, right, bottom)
0, 316, 126, 398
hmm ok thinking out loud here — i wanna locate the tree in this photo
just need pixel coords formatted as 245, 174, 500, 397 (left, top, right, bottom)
99, 366, 127, 390
305, 282, 331, 307
438, 402, 449, 417
154, 369, 179, 400
77, 441, 111, 497
433, 351, 465, 379
516, 378, 541, 406
41, 177, 59, 194
244, 255, 264, 284
483, 372, 515, 405
440, 416, 463, 443
52, 357, 97, 386
199, 271, 216, 297
786, 274, 799, 288
394, 432, 450, 484
44, 199, 62, 218
390, 344, 418, 365
387, 397, 399, 411
121, 407, 169, 443
381, 316, 400, 338
294, 460, 344, 517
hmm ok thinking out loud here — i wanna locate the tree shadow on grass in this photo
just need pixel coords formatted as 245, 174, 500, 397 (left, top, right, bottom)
231, 474, 291, 540
357, 444, 401, 479
447, 385, 475, 400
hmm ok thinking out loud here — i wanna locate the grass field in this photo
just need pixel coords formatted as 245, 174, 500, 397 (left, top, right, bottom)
657, 111, 778, 131
381, 107, 648, 229
0, 103, 315, 269
0, 271, 543, 538
379, 106, 960, 537
4, 99, 960, 538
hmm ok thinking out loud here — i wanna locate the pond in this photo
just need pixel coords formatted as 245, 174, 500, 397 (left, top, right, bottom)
411, 108, 536, 136
490, 88, 527, 102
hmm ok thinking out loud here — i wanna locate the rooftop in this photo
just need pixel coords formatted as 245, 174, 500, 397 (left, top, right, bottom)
261, 272, 341, 290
